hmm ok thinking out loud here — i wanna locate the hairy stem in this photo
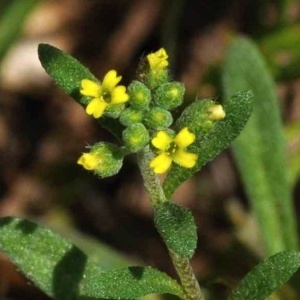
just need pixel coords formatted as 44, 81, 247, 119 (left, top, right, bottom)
137, 146, 205, 300
136, 145, 168, 206
169, 250, 205, 300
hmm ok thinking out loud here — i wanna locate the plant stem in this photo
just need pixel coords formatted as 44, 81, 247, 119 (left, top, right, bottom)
169, 250, 205, 300
137, 146, 205, 300
136, 146, 168, 206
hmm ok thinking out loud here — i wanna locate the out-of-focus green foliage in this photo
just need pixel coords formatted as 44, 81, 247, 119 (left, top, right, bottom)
223, 36, 299, 255
260, 24, 300, 80
285, 120, 300, 187
0, 0, 41, 62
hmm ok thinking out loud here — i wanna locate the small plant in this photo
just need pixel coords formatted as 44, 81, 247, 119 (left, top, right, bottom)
0, 41, 300, 300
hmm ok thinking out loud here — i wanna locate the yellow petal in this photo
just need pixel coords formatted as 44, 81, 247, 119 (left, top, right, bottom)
172, 149, 198, 168
111, 85, 129, 103
102, 70, 122, 91
149, 153, 172, 174
77, 153, 99, 170
174, 127, 195, 149
86, 98, 107, 118
80, 79, 102, 97
147, 48, 169, 70
151, 131, 173, 151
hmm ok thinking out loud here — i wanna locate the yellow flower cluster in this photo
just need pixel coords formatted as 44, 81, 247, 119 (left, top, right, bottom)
77, 48, 225, 176
80, 70, 129, 118
150, 127, 198, 174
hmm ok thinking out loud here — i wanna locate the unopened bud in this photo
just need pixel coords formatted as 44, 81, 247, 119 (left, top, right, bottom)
176, 100, 225, 135
105, 103, 125, 119
144, 69, 169, 90
128, 81, 151, 110
209, 104, 226, 120
154, 82, 185, 110
144, 107, 173, 130
120, 108, 144, 127
122, 123, 150, 153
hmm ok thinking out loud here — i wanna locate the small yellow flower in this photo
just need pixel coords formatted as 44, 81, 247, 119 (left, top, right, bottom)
147, 48, 169, 71
209, 104, 226, 120
150, 127, 198, 174
77, 153, 100, 171
77, 143, 124, 177
80, 70, 129, 118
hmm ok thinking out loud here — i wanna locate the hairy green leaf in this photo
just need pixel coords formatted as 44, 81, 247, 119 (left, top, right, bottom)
38, 43, 97, 105
163, 90, 253, 199
154, 202, 197, 258
223, 37, 299, 255
0, 217, 184, 299
38, 43, 124, 139
229, 251, 300, 300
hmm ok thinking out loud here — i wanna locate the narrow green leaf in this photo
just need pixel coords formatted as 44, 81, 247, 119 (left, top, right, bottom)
223, 37, 299, 255
0, 217, 184, 299
229, 251, 300, 300
163, 90, 253, 199
154, 202, 197, 259
38, 43, 97, 105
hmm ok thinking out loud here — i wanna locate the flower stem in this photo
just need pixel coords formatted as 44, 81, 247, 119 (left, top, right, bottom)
137, 146, 205, 300
136, 146, 168, 206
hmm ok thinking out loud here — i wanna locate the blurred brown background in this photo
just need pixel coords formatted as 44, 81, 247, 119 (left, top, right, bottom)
0, 0, 300, 299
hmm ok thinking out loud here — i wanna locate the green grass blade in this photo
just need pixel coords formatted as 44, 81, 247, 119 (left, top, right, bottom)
223, 36, 299, 255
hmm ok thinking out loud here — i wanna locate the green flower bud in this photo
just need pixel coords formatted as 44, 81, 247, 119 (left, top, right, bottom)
176, 99, 225, 135
122, 123, 150, 153
104, 103, 125, 119
144, 107, 173, 130
144, 69, 169, 90
120, 108, 144, 127
78, 142, 124, 178
128, 81, 151, 110
154, 82, 185, 110
208, 104, 226, 120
